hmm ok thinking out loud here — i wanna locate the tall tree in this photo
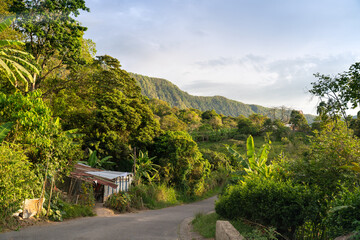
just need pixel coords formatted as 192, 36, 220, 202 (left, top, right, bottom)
50, 55, 161, 171
310, 62, 360, 125
9, 0, 89, 90
289, 110, 309, 131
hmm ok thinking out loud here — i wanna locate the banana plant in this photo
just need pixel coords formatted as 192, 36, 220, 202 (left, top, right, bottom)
0, 122, 13, 144
80, 149, 115, 169
226, 135, 273, 178
131, 150, 160, 185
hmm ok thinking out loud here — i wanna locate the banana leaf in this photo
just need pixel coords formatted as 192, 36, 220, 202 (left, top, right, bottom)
0, 122, 13, 143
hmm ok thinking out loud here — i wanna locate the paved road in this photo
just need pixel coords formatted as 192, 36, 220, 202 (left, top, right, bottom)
0, 196, 216, 240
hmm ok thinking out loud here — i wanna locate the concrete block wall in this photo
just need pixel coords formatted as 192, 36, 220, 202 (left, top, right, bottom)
216, 220, 245, 240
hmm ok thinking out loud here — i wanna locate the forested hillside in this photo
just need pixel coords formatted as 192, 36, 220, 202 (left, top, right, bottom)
131, 73, 315, 123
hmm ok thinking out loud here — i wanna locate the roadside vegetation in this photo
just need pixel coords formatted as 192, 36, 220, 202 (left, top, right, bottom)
1, 1, 360, 239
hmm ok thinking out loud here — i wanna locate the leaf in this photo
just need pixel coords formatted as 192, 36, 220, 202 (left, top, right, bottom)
0, 40, 24, 47
259, 143, 271, 165
0, 58, 17, 86
0, 122, 13, 143
0, 16, 15, 33
87, 149, 98, 168
246, 135, 255, 160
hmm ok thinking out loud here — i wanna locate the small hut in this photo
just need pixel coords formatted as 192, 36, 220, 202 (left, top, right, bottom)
68, 163, 133, 202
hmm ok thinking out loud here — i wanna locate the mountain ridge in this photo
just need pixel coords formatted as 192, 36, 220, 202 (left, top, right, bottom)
130, 73, 316, 123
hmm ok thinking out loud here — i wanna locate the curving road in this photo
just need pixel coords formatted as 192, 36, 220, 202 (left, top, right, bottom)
0, 196, 216, 240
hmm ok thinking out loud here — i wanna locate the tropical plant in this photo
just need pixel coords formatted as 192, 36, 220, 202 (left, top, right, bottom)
0, 16, 39, 92
0, 122, 12, 143
80, 148, 114, 169
226, 135, 273, 178
131, 150, 159, 184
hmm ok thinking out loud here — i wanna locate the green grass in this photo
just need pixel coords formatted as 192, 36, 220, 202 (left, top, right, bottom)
127, 182, 223, 210
192, 212, 218, 238
192, 212, 277, 239
62, 204, 95, 219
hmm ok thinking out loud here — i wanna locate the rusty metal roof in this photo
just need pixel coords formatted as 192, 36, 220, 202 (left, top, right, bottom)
70, 164, 119, 188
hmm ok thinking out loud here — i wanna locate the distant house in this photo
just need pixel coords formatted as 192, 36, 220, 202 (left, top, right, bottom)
68, 163, 133, 202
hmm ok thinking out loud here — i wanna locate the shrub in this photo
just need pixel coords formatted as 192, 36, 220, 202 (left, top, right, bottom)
62, 203, 94, 219
216, 175, 320, 239
200, 149, 231, 170
288, 122, 360, 196
325, 187, 360, 238
44, 191, 94, 221
104, 192, 131, 213
128, 183, 178, 209
0, 143, 40, 223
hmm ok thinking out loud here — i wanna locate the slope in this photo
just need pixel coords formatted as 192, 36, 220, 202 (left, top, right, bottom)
131, 73, 316, 123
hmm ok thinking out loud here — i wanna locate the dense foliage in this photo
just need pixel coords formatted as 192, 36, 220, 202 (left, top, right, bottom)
3, 2, 360, 239
216, 176, 320, 239
0, 143, 40, 222
151, 131, 211, 195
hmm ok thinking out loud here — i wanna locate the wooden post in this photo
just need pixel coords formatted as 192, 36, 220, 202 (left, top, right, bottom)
133, 147, 136, 176
46, 176, 55, 216
37, 161, 49, 217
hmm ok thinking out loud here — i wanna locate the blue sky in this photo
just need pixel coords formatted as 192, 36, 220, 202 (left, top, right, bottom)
77, 0, 360, 114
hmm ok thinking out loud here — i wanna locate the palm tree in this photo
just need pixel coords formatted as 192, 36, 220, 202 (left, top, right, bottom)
0, 17, 39, 92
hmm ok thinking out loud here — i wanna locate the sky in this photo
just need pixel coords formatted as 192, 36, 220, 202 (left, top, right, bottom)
76, 0, 360, 115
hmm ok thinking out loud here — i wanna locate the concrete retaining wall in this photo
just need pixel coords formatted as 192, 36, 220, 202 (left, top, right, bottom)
216, 220, 245, 240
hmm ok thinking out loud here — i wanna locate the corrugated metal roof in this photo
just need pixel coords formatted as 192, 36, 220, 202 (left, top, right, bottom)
70, 164, 119, 188
85, 171, 132, 180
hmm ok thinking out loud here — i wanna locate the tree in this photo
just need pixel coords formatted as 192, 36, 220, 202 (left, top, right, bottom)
0, 90, 82, 176
237, 116, 258, 135
151, 131, 210, 195
159, 114, 187, 131
289, 110, 309, 131
51, 55, 161, 171
0, 17, 39, 92
288, 121, 360, 196
310, 63, 360, 125
9, 0, 89, 90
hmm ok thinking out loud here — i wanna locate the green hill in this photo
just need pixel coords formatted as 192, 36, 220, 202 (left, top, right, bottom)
131, 73, 316, 123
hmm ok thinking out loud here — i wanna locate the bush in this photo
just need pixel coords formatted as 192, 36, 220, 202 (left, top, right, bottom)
44, 191, 94, 221
0, 143, 40, 223
325, 187, 360, 238
62, 203, 94, 219
128, 183, 178, 209
288, 122, 360, 196
200, 149, 231, 170
104, 192, 131, 213
216, 175, 320, 239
